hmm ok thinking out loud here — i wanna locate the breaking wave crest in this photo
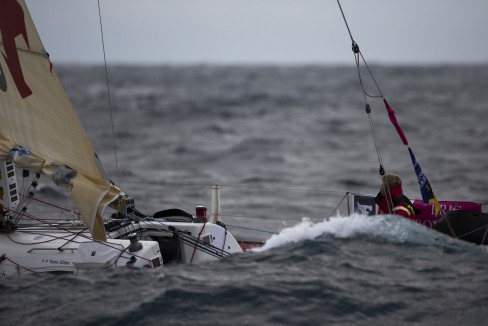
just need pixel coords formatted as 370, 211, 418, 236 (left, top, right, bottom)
253, 213, 463, 252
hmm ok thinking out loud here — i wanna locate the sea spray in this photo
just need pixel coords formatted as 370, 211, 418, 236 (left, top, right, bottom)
253, 213, 469, 252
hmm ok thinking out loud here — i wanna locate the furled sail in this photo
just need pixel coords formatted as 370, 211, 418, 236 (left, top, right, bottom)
0, 0, 119, 240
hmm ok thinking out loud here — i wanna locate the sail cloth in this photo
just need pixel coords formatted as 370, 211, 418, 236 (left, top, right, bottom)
383, 99, 441, 216
0, 0, 119, 240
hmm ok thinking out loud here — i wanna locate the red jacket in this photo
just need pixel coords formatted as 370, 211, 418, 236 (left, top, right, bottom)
375, 184, 416, 219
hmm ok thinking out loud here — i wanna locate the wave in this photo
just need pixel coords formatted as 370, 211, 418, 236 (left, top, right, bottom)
253, 213, 474, 252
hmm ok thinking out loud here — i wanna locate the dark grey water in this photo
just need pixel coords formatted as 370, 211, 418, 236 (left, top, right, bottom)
2, 65, 488, 325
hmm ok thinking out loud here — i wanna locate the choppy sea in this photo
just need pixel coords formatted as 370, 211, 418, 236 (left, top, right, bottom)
1, 64, 488, 325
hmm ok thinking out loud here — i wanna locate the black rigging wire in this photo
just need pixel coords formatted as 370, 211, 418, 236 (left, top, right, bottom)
336, 0, 355, 43
97, 0, 120, 186
335, 0, 394, 213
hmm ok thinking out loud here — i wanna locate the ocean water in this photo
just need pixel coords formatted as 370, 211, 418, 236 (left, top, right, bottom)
2, 65, 488, 325
2, 215, 488, 325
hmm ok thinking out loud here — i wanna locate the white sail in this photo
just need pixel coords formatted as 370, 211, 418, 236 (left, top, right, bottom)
0, 0, 119, 240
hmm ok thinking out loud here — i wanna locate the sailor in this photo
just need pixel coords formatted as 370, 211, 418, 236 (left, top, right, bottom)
375, 174, 418, 219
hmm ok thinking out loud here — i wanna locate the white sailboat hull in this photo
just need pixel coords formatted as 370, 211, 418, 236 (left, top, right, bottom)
107, 220, 243, 264
0, 226, 162, 277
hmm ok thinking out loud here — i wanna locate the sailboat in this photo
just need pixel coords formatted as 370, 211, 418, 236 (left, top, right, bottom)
0, 0, 246, 277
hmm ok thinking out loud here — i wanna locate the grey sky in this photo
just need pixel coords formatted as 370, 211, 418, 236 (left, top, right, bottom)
26, 0, 488, 65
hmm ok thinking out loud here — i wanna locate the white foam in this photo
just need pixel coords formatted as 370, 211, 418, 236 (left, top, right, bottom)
253, 213, 422, 252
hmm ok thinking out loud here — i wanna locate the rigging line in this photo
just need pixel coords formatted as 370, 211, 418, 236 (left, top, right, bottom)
337, 0, 384, 98
357, 60, 387, 206
359, 51, 384, 98
355, 53, 383, 99
336, 1, 385, 122
175, 234, 229, 258
140, 221, 233, 257
354, 56, 385, 176
367, 106, 395, 213
326, 192, 348, 217
381, 175, 395, 214
225, 224, 278, 234
222, 213, 318, 222
365, 104, 393, 213
6, 222, 89, 245
367, 107, 383, 165
25, 195, 81, 216
143, 223, 231, 258
58, 228, 88, 250
190, 219, 207, 263
338, 0, 380, 97
7, 206, 98, 242
336, 2, 384, 160
97, 0, 120, 186
336, 0, 354, 43
336, 0, 393, 212
121, 180, 348, 195
2, 256, 37, 273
